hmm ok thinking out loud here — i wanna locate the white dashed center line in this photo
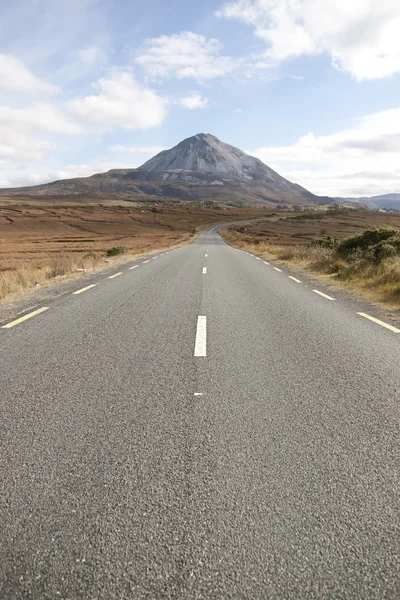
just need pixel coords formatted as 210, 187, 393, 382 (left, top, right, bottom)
129, 265, 139, 270
202, 267, 207, 274
108, 272, 122, 279
2, 307, 49, 329
273, 267, 282, 272
73, 284, 97, 295
288, 276, 302, 284
357, 313, 400, 333
194, 316, 207, 357
313, 290, 335, 301
143, 260, 150, 264
264, 261, 270, 265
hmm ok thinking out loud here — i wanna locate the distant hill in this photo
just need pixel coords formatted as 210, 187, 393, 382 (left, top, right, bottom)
0, 133, 326, 207
334, 193, 400, 210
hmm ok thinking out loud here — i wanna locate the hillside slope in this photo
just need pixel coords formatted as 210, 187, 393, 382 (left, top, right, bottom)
335, 193, 400, 210
0, 133, 324, 206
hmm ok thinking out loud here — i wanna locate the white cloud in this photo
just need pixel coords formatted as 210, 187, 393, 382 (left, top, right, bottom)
249, 105, 400, 196
0, 101, 82, 168
79, 46, 104, 65
0, 171, 49, 188
178, 94, 209, 110
0, 103, 83, 135
109, 145, 166, 154
0, 125, 54, 161
0, 54, 58, 93
69, 70, 167, 129
45, 162, 134, 180
0, 160, 17, 171
136, 31, 236, 80
0, 161, 138, 188
217, 0, 400, 80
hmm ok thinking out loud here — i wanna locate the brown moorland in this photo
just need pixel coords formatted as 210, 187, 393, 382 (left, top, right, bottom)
223, 210, 400, 246
221, 210, 400, 311
0, 201, 270, 302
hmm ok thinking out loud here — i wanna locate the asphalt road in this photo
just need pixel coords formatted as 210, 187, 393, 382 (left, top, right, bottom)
1, 226, 400, 599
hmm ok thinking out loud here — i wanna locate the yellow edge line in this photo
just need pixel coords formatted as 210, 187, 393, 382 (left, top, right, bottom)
73, 284, 97, 295
108, 272, 122, 279
2, 307, 49, 329
313, 290, 335, 301
358, 312, 400, 333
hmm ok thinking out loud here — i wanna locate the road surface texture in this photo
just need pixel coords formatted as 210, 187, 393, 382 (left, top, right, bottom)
1, 226, 400, 599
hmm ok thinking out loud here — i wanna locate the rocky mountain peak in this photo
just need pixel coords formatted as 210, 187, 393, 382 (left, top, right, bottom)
139, 133, 274, 182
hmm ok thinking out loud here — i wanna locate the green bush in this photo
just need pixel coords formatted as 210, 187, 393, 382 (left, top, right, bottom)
373, 242, 397, 262
337, 227, 399, 254
336, 227, 400, 263
292, 212, 323, 220
310, 227, 400, 265
106, 246, 126, 257
310, 235, 341, 249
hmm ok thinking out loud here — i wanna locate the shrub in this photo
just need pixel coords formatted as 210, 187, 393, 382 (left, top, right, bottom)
310, 235, 341, 249
106, 246, 126, 257
47, 254, 74, 278
373, 242, 397, 262
330, 259, 348, 274
337, 227, 400, 256
292, 213, 323, 220
83, 251, 99, 260
331, 227, 400, 263
82, 251, 102, 270
392, 283, 400, 298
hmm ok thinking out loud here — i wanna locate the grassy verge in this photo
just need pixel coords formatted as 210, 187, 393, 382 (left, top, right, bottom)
222, 226, 400, 312
1, 252, 102, 300
0, 203, 273, 304
0, 234, 193, 303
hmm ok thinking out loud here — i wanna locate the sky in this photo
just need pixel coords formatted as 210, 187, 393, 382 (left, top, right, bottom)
1, 0, 400, 197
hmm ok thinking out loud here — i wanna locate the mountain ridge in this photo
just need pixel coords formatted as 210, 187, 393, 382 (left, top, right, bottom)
334, 193, 400, 210
0, 133, 325, 206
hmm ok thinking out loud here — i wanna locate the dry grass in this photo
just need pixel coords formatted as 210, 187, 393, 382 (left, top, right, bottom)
0, 251, 105, 300
0, 202, 271, 302
222, 216, 400, 312
229, 210, 400, 246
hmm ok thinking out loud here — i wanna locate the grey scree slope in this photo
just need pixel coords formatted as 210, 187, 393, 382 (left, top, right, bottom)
139, 132, 310, 193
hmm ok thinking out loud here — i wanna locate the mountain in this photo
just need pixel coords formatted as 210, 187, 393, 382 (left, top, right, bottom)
334, 193, 400, 210
0, 133, 324, 206
141, 133, 293, 181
